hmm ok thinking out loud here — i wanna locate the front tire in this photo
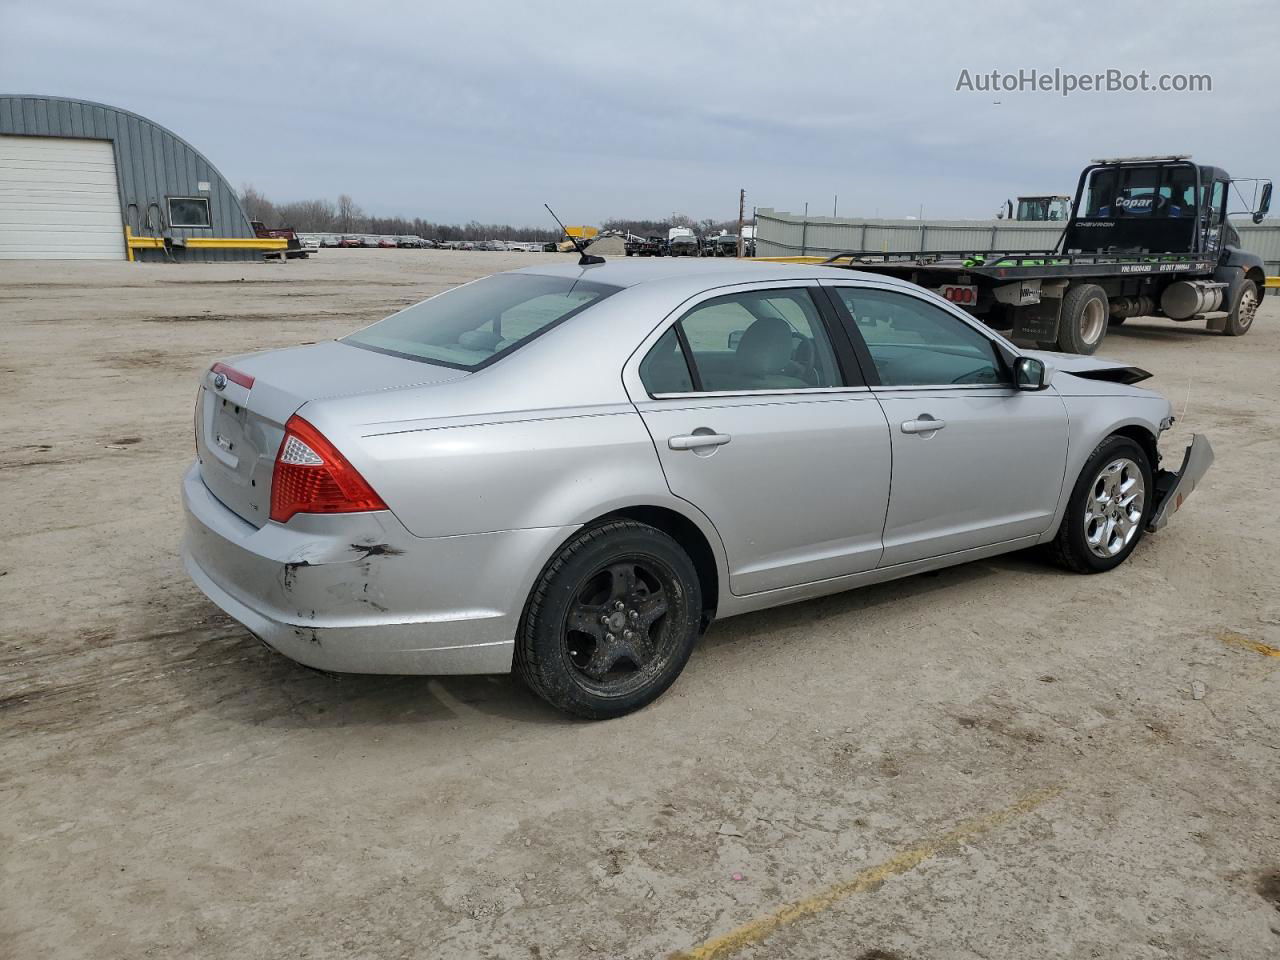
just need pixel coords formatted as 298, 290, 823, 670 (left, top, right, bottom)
1046, 435, 1153, 573
1222, 278, 1259, 337
515, 519, 702, 719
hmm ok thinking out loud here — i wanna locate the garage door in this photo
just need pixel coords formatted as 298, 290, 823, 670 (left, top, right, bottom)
0, 135, 125, 260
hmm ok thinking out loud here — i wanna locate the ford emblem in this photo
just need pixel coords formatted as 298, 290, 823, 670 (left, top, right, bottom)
213, 372, 228, 390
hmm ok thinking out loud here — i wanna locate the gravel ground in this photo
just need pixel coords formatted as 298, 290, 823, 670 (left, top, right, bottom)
2, 249, 1279, 959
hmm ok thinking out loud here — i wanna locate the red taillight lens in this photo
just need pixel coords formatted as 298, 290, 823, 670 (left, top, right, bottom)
269, 415, 387, 523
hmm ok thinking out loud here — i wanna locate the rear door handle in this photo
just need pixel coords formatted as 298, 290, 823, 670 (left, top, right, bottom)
669, 432, 732, 450
900, 416, 946, 435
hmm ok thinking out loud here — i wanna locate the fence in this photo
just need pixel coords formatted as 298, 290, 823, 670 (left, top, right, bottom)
755, 207, 1280, 279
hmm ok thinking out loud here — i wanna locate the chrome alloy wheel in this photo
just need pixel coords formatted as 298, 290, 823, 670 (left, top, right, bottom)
1084, 457, 1145, 558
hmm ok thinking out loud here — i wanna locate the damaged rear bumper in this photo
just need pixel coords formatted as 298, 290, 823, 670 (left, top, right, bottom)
180, 463, 572, 675
1147, 434, 1214, 533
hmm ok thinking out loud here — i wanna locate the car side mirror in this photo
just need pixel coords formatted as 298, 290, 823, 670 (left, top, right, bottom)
727, 329, 745, 349
1254, 182, 1272, 224
1014, 356, 1052, 391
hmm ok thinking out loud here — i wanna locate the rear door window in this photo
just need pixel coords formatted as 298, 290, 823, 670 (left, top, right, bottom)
639, 288, 845, 395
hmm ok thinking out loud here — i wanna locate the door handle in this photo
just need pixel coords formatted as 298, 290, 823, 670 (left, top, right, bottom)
669, 432, 732, 450
900, 416, 946, 435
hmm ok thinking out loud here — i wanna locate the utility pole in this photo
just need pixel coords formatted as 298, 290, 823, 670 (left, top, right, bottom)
736, 188, 745, 258
833, 194, 838, 218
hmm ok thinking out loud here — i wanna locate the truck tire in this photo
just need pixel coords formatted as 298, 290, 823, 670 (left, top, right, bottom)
1222, 278, 1259, 336
1057, 284, 1110, 354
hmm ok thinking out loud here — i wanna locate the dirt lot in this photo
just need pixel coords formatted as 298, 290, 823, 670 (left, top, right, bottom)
3, 249, 1279, 959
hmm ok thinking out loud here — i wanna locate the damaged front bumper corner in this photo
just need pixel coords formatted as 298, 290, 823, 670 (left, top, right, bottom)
1147, 434, 1214, 533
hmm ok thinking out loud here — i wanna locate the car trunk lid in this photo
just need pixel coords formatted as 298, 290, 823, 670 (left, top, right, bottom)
195, 340, 463, 527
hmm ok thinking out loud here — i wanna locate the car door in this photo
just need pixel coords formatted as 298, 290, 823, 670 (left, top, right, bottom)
623, 282, 892, 596
822, 281, 1069, 567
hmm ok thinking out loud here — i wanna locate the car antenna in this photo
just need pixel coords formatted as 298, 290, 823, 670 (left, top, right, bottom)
545, 203, 605, 266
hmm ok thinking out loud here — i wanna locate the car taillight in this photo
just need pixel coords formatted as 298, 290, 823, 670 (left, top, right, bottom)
269, 415, 387, 523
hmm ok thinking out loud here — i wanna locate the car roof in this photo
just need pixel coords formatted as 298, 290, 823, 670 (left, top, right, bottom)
510, 257, 900, 289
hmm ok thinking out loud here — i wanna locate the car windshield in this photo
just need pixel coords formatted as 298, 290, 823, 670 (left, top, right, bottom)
343, 273, 621, 370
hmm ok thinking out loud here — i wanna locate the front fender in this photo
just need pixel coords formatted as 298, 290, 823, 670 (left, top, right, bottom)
1039, 393, 1173, 544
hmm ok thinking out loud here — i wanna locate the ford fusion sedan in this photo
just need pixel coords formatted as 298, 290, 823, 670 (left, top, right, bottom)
182, 260, 1212, 718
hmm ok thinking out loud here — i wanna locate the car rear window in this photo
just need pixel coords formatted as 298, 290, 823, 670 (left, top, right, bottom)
343, 273, 621, 370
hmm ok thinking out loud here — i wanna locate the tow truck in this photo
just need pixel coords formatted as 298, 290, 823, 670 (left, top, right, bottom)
830, 156, 1271, 353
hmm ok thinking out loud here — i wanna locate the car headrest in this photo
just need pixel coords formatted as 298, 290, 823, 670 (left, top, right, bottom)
736, 317, 793, 375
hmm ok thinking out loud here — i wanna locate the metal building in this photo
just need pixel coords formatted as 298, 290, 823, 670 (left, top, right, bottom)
0, 95, 282, 262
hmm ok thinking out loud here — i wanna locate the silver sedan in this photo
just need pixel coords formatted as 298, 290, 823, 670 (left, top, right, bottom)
182, 260, 1212, 718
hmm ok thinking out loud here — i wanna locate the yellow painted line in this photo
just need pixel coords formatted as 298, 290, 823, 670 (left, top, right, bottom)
669, 785, 1062, 960
1220, 630, 1280, 658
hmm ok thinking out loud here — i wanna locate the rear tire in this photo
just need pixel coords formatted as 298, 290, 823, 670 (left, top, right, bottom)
1222, 278, 1259, 336
1046, 435, 1153, 574
1056, 283, 1110, 354
515, 519, 702, 720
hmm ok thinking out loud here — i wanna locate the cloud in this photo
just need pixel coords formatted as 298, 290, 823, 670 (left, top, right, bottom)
3, 0, 1276, 223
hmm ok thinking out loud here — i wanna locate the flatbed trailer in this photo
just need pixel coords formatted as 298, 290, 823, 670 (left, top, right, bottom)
826, 156, 1271, 354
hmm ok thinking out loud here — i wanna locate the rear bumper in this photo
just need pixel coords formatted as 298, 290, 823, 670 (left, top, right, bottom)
181, 464, 573, 674
1147, 434, 1214, 532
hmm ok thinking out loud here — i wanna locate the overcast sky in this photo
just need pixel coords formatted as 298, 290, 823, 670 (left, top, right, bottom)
3, 0, 1277, 225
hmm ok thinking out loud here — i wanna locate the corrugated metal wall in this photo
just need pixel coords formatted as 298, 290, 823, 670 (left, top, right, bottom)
0, 95, 258, 262
757, 207, 1280, 277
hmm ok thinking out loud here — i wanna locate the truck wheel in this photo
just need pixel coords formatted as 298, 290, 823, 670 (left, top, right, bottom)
514, 519, 702, 720
1222, 279, 1259, 336
1057, 284, 1110, 354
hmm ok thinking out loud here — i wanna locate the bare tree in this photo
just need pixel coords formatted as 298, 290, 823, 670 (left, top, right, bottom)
278, 198, 337, 232
240, 186, 727, 243
239, 184, 277, 224
336, 194, 365, 233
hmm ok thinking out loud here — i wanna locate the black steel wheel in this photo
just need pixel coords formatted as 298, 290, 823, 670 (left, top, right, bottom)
515, 519, 702, 719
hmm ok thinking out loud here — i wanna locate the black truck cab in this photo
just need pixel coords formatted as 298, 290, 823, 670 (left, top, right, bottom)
831, 155, 1271, 354
1067, 158, 1234, 258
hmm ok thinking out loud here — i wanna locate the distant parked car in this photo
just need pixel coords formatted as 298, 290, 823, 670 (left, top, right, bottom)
320, 236, 341, 248
397, 236, 424, 248
635, 236, 667, 257
184, 260, 1211, 719
711, 235, 742, 257
669, 234, 701, 257
377, 238, 398, 249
